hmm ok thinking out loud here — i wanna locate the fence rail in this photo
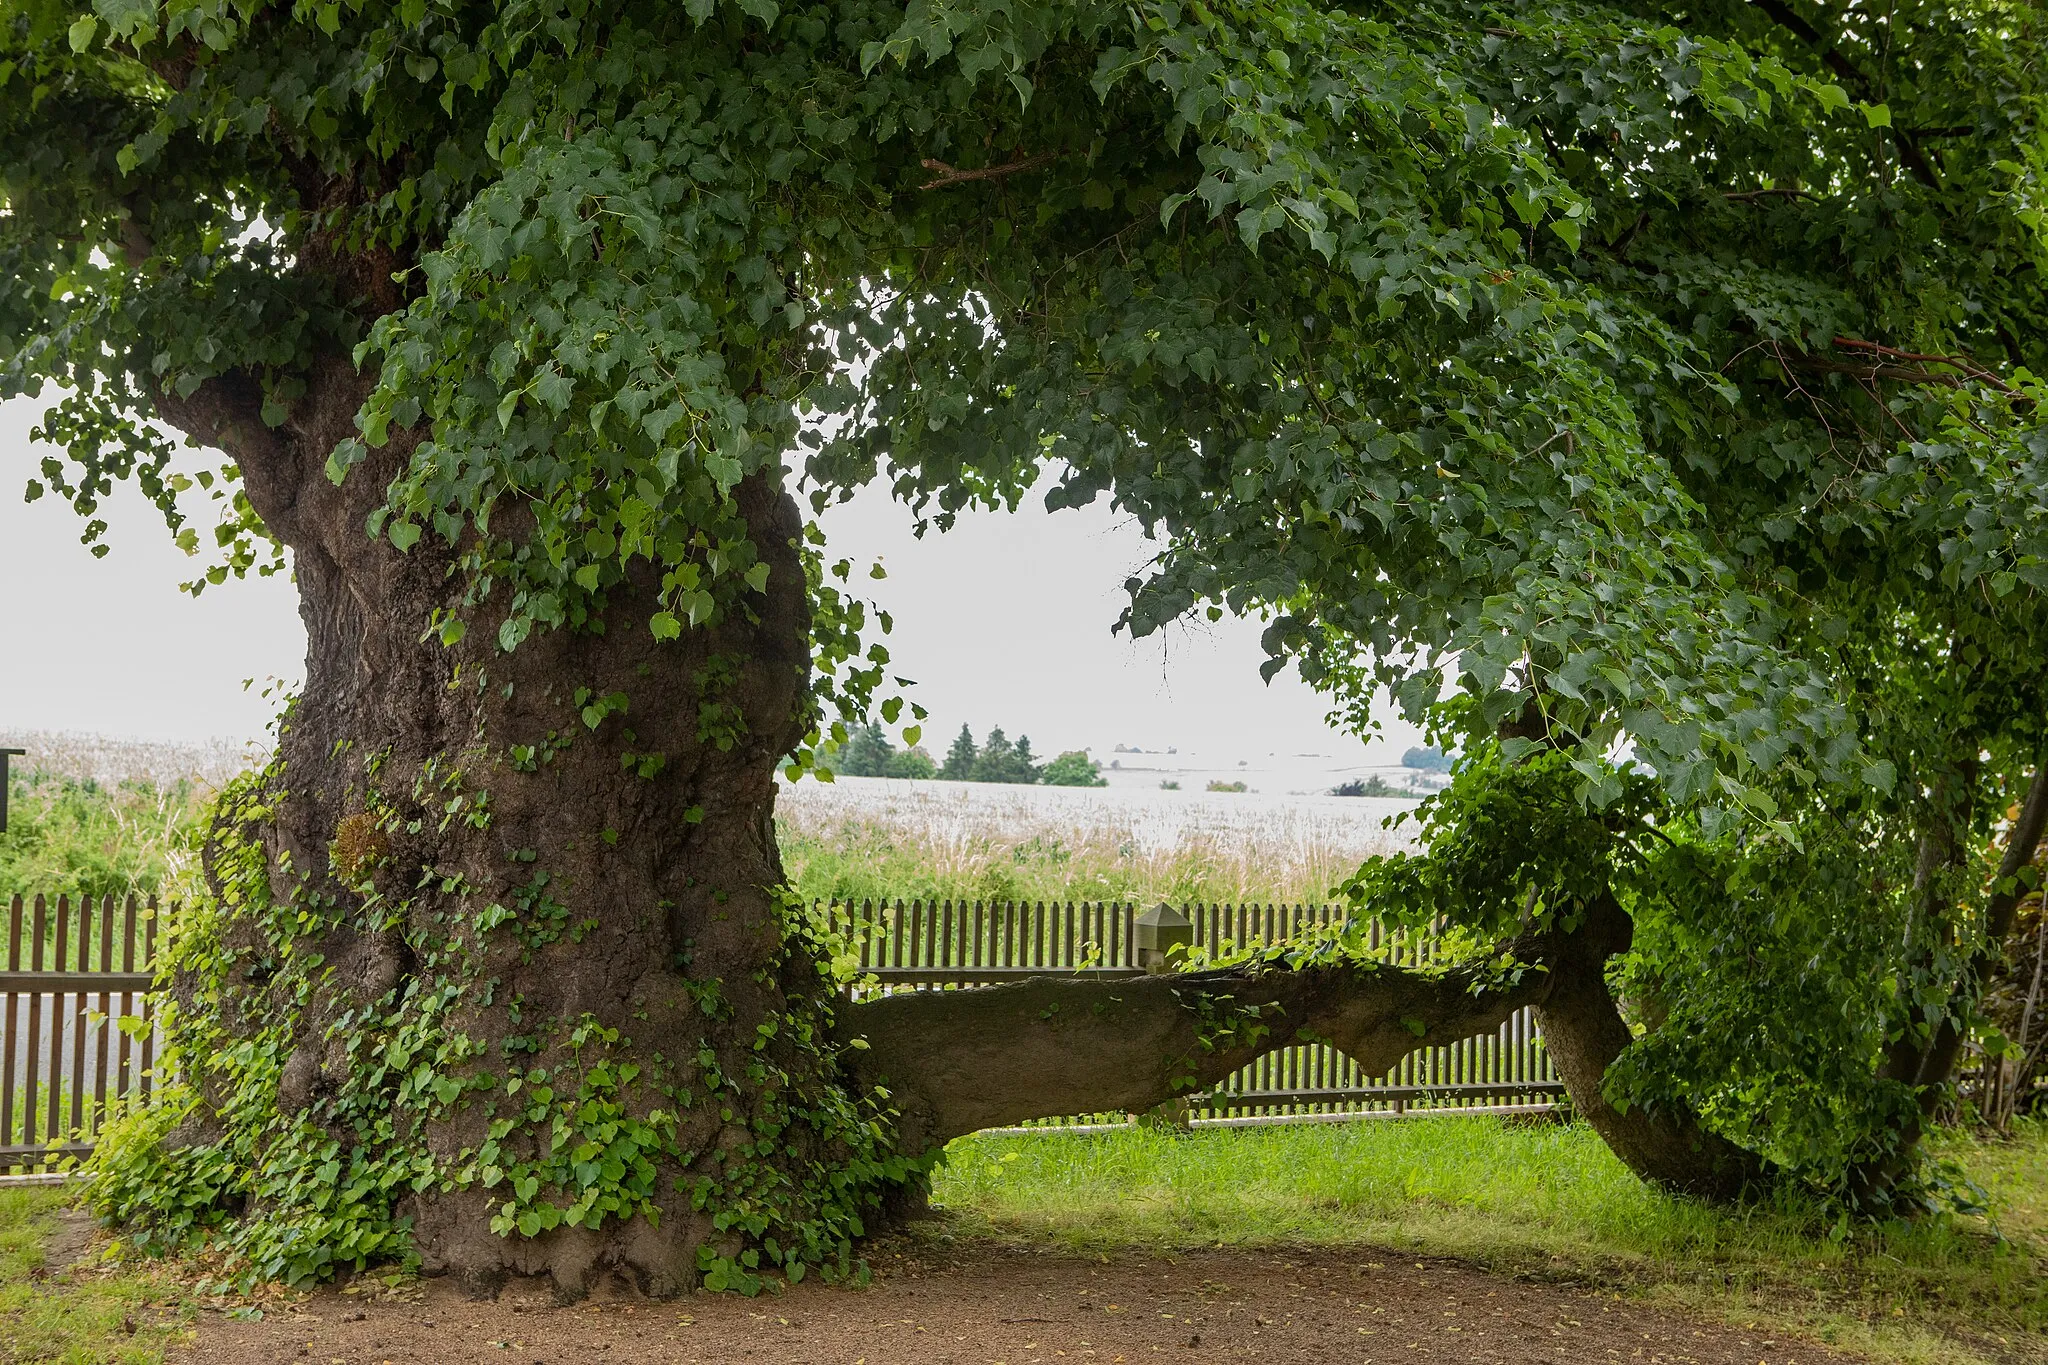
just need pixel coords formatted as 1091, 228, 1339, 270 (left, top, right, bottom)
0, 893, 1560, 1171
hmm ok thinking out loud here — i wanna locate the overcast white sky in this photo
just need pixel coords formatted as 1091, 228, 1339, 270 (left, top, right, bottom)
0, 392, 1416, 765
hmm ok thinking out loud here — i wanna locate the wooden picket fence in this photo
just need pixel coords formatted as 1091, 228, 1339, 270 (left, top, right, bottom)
0, 894, 1562, 1171
2, 894, 160, 1173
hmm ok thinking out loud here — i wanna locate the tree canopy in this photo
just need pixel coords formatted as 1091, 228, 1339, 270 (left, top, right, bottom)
12, 0, 2048, 787
7, 0, 2048, 1287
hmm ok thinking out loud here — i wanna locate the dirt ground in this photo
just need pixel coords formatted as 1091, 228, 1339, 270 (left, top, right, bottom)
183, 1242, 1854, 1365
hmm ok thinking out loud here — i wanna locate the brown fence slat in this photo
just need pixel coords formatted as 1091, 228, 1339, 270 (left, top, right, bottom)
22, 896, 46, 1158
69, 897, 90, 1138
47, 895, 69, 1149
2, 897, 18, 1152
138, 900, 158, 1099
114, 896, 136, 1129
93, 895, 113, 1138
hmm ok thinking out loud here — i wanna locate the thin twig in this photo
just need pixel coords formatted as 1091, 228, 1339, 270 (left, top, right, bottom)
920, 152, 1059, 189
1723, 187, 1816, 203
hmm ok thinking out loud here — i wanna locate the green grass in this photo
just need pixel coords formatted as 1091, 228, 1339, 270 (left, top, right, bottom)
3, 1119, 2041, 1362
929, 1115, 2048, 1365
1941, 1121, 2048, 1246
0, 1186, 189, 1364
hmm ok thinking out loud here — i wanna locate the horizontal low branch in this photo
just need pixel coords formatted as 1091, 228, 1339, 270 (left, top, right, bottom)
835, 957, 1550, 1153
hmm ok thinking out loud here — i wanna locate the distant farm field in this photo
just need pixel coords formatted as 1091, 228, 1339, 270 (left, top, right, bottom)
0, 735, 1421, 910
776, 775, 1415, 906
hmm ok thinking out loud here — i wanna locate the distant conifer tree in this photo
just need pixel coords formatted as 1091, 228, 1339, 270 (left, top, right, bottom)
973, 727, 1017, 783
837, 722, 895, 777
940, 724, 978, 781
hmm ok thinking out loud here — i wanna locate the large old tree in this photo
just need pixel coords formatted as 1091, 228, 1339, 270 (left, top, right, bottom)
7, 0, 2048, 1296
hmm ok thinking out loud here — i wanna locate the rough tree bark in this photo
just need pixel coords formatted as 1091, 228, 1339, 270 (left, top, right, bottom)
1496, 703, 1769, 1199
839, 957, 1553, 1155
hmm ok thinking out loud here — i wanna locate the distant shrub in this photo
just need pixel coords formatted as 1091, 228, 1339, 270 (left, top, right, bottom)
1158, 780, 1181, 791
1042, 751, 1107, 787
1206, 780, 1249, 793
1401, 746, 1453, 773
885, 747, 938, 780
1331, 776, 1414, 798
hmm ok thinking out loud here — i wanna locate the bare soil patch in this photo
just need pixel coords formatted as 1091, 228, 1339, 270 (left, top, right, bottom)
39, 1208, 96, 1271
183, 1242, 1856, 1365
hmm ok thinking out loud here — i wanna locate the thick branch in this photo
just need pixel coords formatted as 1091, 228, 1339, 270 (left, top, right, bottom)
836, 956, 1551, 1154
1744, 0, 1938, 188
149, 367, 308, 543
1532, 895, 1772, 1200
148, 353, 383, 556
1769, 338, 2028, 407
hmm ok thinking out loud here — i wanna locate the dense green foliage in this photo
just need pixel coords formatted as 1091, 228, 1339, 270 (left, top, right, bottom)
1347, 742, 2034, 1205
0, 769, 202, 902
7, 0, 2048, 1273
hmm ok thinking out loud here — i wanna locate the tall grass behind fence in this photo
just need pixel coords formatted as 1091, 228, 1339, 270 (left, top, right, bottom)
828, 898, 1562, 1125
776, 780, 1412, 907
1, 895, 159, 1171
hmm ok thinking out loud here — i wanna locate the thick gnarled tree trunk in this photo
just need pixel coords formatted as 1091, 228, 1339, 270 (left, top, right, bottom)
1531, 896, 1768, 1201
840, 958, 1552, 1153
161, 361, 866, 1295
